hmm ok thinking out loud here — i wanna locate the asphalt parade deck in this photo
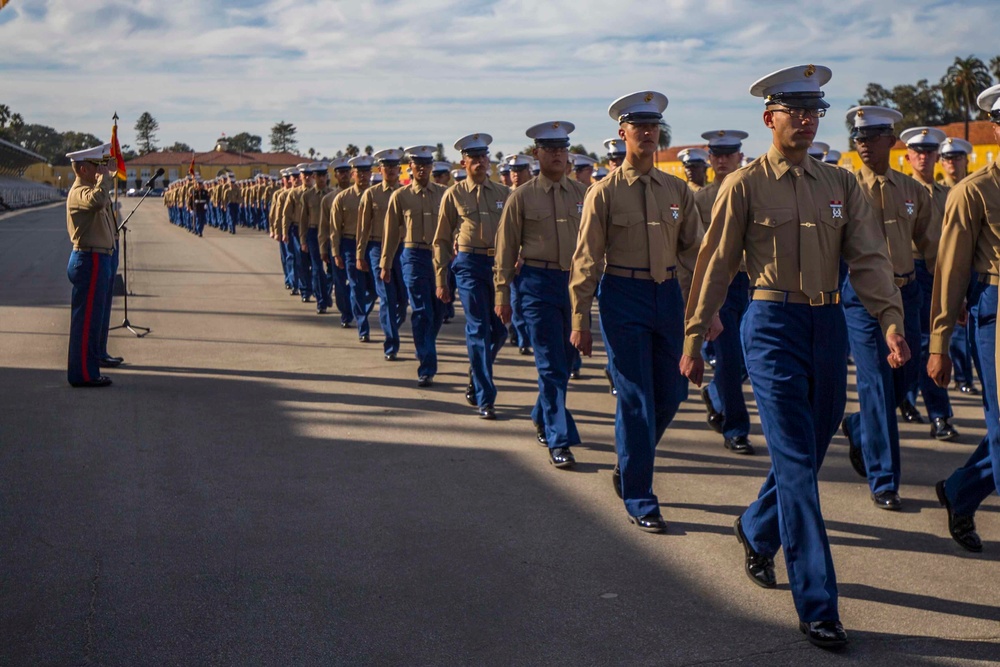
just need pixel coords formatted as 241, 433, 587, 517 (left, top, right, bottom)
1, 201, 998, 666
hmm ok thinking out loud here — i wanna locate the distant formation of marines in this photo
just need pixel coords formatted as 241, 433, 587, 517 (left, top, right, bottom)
65, 65, 1000, 651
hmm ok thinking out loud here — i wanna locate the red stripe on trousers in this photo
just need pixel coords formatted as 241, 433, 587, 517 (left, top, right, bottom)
80, 252, 100, 383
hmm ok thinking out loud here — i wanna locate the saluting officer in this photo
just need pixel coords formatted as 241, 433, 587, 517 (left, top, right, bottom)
300, 162, 334, 315
433, 133, 510, 419
839, 108, 935, 511
358, 149, 406, 360
681, 64, 908, 649
320, 157, 355, 328
570, 91, 704, 532
497, 121, 587, 468
900, 126, 960, 439
65, 143, 117, 388
927, 84, 1000, 554
694, 130, 755, 455
383, 145, 447, 386
331, 155, 376, 342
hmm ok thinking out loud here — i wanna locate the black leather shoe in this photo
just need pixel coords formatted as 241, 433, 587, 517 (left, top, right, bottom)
612, 465, 623, 499
898, 399, 923, 423
734, 517, 776, 589
285, 284, 292, 290
291, 288, 300, 296
569, 370, 581, 380
518, 346, 532, 356
799, 621, 848, 650
628, 513, 666, 533
701, 386, 724, 434
302, 295, 311, 303
872, 490, 902, 511
548, 446, 576, 469
70, 376, 113, 388
465, 369, 476, 407
534, 422, 548, 446
959, 383, 979, 395
317, 306, 327, 314
385, 352, 397, 361
359, 334, 370, 343
936, 480, 982, 552
417, 375, 433, 387
930, 417, 959, 441
841, 418, 867, 478
724, 435, 755, 455
478, 404, 496, 420
604, 368, 617, 396
99, 357, 123, 368
340, 321, 352, 328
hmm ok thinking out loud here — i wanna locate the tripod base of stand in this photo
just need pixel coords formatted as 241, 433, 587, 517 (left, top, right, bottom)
110, 318, 151, 338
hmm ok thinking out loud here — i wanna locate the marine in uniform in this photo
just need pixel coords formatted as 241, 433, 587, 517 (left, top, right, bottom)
383, 145, 447, 385
270, 170, 296, 290
570, 91, 704, 532
300, 162, 334, 314
432, 162, 452, 187
682, 65, 908, 649
678, 148, 709, 191
188, 178, 209, 236
433, 133, 510, 419
840, 108, 935, 511
604, 139, 626, 172
282, 164, 314, 302
901, 128, 959, 439
940, 137, 972, 188
572, 154, 597, 187
594, 166, 609, 181
937, 137, 979, 394
358, 149, 407, 359
320, 157, 355, 327
225, 173, 241, 234
331, 156, 376, 341
927, 84, 1000, 554
806, 141, 830, 161
498, 160, 513, 188
694, 130, 755, 455
504, 154, 534, 356
65, 143, 117, 388
497, 121, 586, 467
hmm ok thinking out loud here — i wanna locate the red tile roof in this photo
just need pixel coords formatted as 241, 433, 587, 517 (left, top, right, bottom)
125, 150, 303, 167
656, 144, 708, 163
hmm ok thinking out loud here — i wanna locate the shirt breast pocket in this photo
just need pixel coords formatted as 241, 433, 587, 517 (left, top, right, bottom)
524, 208, 554, 243
751, 207, 795, 258
609, 210, 646, 249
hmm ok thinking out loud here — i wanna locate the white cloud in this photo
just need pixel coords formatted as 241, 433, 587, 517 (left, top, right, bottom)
1, 0, 996, 158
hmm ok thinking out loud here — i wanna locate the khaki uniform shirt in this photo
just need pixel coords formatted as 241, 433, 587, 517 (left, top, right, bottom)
943, 175, 964, 189
357, 181, 401, 256
687, 180, 704, 193
683, 145, 904, 358
930, 161, 1000, 353
331, 185, 366, 255
495, 173, 586, 305
382, 180, 446, 271
856, 165, 936, 278
433, 177, 511, 288
280, 185, 306, 240
569, 160, 703, 330
226, 183, 242, 205
299, 184, 333, 248
693, 180, 720, 228
319, 186, 342, 257
911, 171, 949, 263
66, 174, 116, 252
269, 188, 290, 236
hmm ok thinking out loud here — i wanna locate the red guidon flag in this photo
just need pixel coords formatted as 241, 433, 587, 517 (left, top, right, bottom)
188, 153, 196, 177
109, 124, 127, 181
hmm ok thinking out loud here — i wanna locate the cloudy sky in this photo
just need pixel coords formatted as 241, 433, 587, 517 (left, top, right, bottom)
1, 0, 995, 160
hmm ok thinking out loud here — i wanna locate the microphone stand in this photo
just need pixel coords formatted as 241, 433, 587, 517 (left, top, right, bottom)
109, 175, 159, 338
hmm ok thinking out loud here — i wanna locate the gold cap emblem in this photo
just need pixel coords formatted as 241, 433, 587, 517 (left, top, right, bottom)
717, 130, 725, 136
644, 93, 653, 103
804, 64, 816, 77
857, 109, 865, 117
552, 122, 560, 129
921, 129, 929, 135
473, 134, 479, 140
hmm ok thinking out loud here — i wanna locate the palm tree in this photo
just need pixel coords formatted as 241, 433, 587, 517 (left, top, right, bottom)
345, 144, 359, 157
940, 56, 993, 140
657, 122, 672, 151
990, 55, 1000, 84
364, 145, 374, 156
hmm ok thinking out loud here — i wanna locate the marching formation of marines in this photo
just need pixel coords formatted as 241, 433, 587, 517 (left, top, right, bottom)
68, 65, 1000, 652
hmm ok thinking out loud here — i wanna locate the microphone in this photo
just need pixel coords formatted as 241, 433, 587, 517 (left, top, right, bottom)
143, 168, 165, 189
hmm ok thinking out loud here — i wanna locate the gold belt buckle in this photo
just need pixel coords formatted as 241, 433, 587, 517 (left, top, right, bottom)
809, 292, 828, 306
487, 248, 496, 257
